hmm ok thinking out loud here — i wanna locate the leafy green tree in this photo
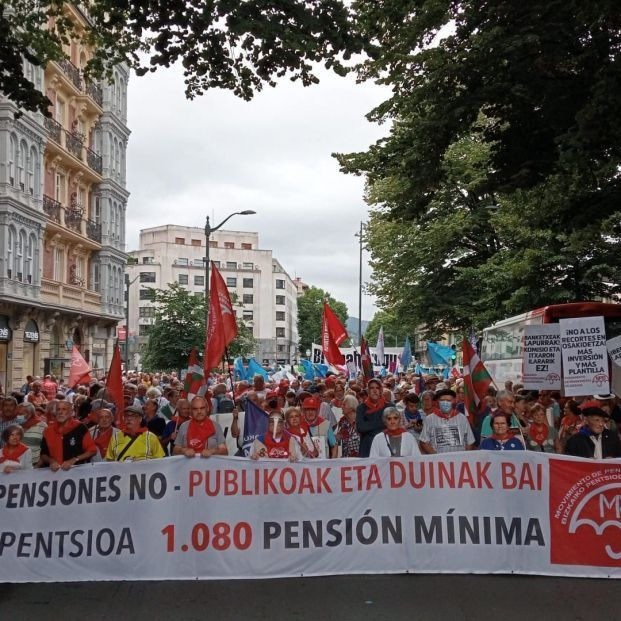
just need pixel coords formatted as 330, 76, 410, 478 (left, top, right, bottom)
140, 283, 255, 372
3, 0, 361, 115
337, 1, 621, 334
297, 286, 348, 356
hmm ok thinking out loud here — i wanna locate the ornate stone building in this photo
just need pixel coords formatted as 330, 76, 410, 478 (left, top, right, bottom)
0, 4, 129, 389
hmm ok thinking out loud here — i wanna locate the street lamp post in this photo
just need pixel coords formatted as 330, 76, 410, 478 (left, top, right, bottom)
124, 273, 139, 371
357, 222, 363, 345
204, 211, 256, 332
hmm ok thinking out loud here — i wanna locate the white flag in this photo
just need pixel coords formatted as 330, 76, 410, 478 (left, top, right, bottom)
376, 327, 385, 368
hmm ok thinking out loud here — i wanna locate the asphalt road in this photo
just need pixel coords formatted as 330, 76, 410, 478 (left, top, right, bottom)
1, 574, 619, 621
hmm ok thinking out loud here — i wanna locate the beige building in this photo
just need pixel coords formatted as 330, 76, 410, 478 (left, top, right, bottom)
126, 225, 299, 369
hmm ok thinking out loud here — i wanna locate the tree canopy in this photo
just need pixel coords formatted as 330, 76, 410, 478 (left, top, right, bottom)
3, 0, 362, 115
336, 0, 621, 335
140, 283, 255, 372
297, 286, 348, 355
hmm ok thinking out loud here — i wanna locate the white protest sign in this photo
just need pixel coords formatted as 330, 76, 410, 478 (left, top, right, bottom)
559, 316, 609, 396
522, 324, 562, 390
312, 343, 401, 368
607, 335, 621, 367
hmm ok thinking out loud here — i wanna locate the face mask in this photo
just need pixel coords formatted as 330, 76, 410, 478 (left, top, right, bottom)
438, 401, 453, 414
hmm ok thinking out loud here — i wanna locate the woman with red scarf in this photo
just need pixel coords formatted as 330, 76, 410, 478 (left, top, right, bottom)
0, 425, 33, 473
173, 396, 227, 458
356, 378, 395, 457
251, 413, 299, 460
369, 407, 421, 457
285, 408, 315, 457
558, 399, 583, 451
526, 404, 560, 453
480, 414, 524, 451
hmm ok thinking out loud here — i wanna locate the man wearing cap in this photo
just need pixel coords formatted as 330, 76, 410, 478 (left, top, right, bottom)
250, 413, 299, 460
302, 396, 337, 458
40, 400, 97, 470
106, 405, 165, 461
419, 389, 475, 454
356, 378, 395, 457
173, 396, 227, 458
565, 406, 621, 459
593, 393, 621, 428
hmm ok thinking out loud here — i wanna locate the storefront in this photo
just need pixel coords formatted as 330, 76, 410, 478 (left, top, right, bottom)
22, 319, 39, 379
0, 316, 11, 392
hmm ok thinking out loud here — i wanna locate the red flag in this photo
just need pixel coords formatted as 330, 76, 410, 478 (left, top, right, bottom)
462, 338, 494, 422
321, 302, 347, 366
205, 262, 238, 373
68, 346, 92, 388
106, 345, 124, 427
360, 336, 374, 385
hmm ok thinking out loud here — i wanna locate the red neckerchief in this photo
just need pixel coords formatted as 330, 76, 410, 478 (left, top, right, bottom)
304, 415, 326, 429
262, 432, 291, 459
434, 407, 459, 420
363, 397, 386, 414
287, 420, 310, 439
21, 415, 44, 430
529, 423, 549, 445
93, 426, 114, 457
186, 417, 216, 451
332, 398, 343, 408
52, 418, 82, 437
384, 427, 407, 437
0, 443, 28, 463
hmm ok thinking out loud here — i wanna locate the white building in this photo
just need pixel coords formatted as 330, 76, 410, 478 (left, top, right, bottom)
126, 225, 299, 368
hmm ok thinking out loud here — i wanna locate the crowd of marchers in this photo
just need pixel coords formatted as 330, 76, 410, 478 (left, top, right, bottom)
0, 369, 620, 472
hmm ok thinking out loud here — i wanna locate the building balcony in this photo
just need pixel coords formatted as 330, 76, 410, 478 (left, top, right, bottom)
84, 80, 103, 107
86, 220, 102, 242
44, 117, 63, 144
43, 195, 62, 223
86, 146, 103, 174
41, 277, 102, 314
65, 129, 84, 159
65, 207, 83, 232
57, 58, 82, 90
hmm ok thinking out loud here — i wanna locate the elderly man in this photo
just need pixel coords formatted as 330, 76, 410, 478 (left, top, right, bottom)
40, 400, 96, 470
18, 402, 47, 466
143, 398, 167, 440
565, 406, 621, 459
25, 380, 47, 407
356, 378, 395, 457
106, 405, 165, 461
173, 396, 227, 458
479, 389, 524, 439
90, 408, 121, 460
302, 396, 337, 458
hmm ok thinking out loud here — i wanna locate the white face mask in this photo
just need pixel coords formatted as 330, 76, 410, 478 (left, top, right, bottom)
438, 401, 453, 414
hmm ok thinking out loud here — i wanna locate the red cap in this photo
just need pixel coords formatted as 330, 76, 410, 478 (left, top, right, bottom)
302, 397, 321, 410
266, 390, 280, 400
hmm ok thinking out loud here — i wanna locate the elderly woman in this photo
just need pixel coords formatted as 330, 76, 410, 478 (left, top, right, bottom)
335, 395, 361, 457
480, 413, 524, 451
369, 406, 421, 457
0, 424, 33, 473
526, 403, 560, 453
285, 407, 314, 457
251, 413, 299, 460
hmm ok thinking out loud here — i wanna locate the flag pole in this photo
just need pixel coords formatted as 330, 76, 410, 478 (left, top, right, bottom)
224, 347, 235, 392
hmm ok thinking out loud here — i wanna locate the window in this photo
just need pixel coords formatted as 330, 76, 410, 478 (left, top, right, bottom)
139, 272, 156, 283
176, 258, 188, 266
175, 237, 185, 245
209, 241, 218, 248
276, 327, 286, 338
242, 262, 253, 270
224, 242, 234, 249
55, 98, 65, 124
241, 243, 252, 250
55, 173, 65, 203
17, 141, 26, 191
276, 311, 286, 321
243, 278, 253, 288
139, 288, 154, 300
226, 277, 237, 288
275, 279, 285, 289
27, 147, 36, 195
276, 295, 285, 305
139, 307, 156, 318
142, 257, 154, 264
243, 310, 253, 321
194, 275, 204, 286
8, 135, 17, 185
277, 345, 286, 353
92, 195, 101, 225
191, 239, 202, 247
178, 274, 188, 285
17, 230, 26, 281
243, 294, 253, 304
139, 325, 152, 336
53, 247, 63, 281
92, 262, 100, 292
7, 227, 14, 279
226, 261, 236, 269
26, 235, 35, 284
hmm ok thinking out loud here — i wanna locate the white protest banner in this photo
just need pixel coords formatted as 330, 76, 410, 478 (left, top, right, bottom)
522, 324, 562, 390
312, 342, 401, 368
607, 335, 621, 367
559, 316, 609, 396
1, 453, 620, 583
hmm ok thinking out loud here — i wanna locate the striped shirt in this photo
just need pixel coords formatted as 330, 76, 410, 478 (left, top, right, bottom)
22, 420, 47, 465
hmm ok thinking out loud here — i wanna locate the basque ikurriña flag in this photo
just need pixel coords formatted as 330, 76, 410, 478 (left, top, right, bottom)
204, 262, 238, 373
184, 347, 206, 399
462, 337, 495, 420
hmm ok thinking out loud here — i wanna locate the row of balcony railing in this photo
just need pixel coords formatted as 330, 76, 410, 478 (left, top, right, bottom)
56, 57, 103, 107
42, 195, 102, 243
43, 117, 103, 175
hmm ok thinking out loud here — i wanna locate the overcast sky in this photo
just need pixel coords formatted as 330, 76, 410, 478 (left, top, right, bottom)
125, 64, 389, 322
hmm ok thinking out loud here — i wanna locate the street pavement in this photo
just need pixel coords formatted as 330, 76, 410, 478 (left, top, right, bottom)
1, 574, 619, 621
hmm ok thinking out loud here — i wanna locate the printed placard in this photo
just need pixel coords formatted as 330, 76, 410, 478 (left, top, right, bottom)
607, 335, 621, 367
522, 324, 562, 389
